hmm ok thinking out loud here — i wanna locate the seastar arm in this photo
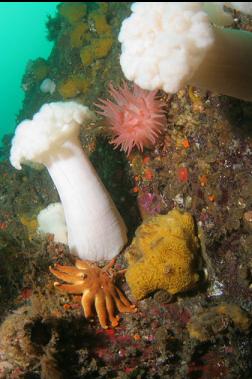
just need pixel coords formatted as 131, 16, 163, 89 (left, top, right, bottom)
103, 258, 116, 271
115, 287, 135, 308
111, 287, 137, 313
105, 294, 120, 327
95, 291, 108, 329
54, 282, 84, 293
116, 269, 127, 276
54, 263, 82, 275
81, 289, 95, 319
75, 259, 92, 270
49, 266, 83, 283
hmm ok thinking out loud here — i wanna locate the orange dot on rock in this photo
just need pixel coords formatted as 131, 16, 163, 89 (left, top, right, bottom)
133, 334, 141, 341
199, 175, 207, 186
144, 169, 154, 180
133, 186, 139, 193
182, 139, 190, 149
208, 194, 215, 202
63, 303, 71, 310
178, 167, 189, 182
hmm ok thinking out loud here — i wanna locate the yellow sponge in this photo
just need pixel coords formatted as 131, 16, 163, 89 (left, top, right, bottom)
58, 2, 87, 24
125, 209, 200, 300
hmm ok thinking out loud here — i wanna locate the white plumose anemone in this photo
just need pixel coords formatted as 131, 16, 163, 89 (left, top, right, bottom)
119, 2, 252, 101
10, 101, 128, 261
119, 2, 214, 93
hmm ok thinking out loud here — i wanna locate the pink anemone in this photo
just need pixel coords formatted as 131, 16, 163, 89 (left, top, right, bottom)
96, 82, 166, 156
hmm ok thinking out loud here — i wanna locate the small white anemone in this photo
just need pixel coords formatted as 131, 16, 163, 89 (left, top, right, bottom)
40, 78, 56, 94
37, 203, 67, 244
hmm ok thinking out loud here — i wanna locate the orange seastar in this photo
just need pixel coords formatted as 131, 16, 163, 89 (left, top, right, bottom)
49, 259, 137, 329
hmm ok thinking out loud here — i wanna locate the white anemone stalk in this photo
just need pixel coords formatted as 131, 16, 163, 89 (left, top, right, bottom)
10, 101, 128, 261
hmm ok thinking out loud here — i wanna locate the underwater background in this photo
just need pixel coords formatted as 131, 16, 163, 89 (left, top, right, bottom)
0, 2, 252, 378
0, 2, 59, 147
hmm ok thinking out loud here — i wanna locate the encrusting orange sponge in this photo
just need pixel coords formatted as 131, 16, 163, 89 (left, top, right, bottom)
125, 209, 200, 300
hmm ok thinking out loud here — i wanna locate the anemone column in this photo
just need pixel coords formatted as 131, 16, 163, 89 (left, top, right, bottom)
189, 25, 252, 102
44, 138, 127, 261
10, 102, 128, 261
